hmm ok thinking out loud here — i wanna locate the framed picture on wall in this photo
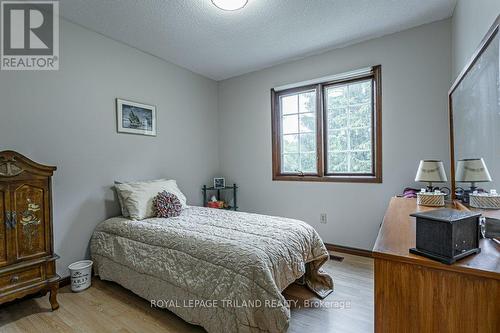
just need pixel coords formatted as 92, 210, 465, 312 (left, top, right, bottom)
116, 98, 157, 136
214, 177, 226, 189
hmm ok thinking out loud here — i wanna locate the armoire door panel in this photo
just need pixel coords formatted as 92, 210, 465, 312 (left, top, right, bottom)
0, 184, 9, 267
10, 181, 49, 260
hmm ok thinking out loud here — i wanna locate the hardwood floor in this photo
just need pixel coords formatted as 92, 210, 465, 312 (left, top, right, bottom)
0, 253, 373, 333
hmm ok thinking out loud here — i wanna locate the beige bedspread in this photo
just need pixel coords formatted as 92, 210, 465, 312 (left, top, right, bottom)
90, 207, 333, 333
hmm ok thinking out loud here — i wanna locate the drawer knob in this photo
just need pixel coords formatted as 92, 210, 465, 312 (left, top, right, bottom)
10, 275, 19, 283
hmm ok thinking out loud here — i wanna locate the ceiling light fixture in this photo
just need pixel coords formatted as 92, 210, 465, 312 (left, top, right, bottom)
211, 0, 248, 11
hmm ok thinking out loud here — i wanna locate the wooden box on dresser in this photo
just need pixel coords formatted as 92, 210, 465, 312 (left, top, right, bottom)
0, 151, 59, 310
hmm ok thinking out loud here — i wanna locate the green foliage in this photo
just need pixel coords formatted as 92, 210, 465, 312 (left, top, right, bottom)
326, 80, 373, 174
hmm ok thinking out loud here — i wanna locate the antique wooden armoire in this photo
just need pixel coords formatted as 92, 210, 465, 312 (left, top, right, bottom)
0, 151, 59, 310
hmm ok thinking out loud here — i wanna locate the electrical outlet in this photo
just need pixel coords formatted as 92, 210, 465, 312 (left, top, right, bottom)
320, 213, 327, 224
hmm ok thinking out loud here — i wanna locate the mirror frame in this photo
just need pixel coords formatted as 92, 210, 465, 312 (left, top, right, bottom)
448, 14, 500, 199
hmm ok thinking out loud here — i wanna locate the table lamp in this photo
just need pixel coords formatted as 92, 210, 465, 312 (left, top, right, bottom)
415, 160, 448, 192
455, 158, 492, 202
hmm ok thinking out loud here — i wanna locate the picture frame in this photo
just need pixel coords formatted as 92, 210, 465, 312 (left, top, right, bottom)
116, 98, 157, 136
214, 177, 226, 189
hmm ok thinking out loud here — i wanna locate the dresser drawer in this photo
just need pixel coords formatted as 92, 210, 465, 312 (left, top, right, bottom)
0, 264, 43, 292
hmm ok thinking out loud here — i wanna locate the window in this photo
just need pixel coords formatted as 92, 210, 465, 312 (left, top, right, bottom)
280, 89, 317, 174
271, 65, 382, 183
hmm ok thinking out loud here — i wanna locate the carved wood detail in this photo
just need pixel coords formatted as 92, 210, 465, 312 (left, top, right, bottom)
0, 157, 23, 177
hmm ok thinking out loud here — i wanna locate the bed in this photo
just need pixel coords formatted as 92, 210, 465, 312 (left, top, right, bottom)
90, 206, 333, 333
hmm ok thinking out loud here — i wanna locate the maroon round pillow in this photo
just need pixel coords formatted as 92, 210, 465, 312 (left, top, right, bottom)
153, 191, 182, 218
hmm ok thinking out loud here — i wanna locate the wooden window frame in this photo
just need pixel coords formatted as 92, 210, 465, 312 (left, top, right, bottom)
271, 65, 382, 183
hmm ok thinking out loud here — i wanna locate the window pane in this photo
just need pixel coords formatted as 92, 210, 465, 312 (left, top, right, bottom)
299, 91, 316, 113
327, 108, 348, 130
282, 134, 299, 153
279, 89, 318, 174
328, 152, 348, 173
300, 133, 316, 152
299, 113, 315, 132
281, 95, 298, 115
282, 114, 298, 134
300, 153, 316, 173
327, 85, 348, 108
349, 80, 371, 104
351, 151, 372, 173
350, 127, 371, 151
326, 80, 374, 174
328, 130, 348, 151
282, 154, 299, 172
350, 104, 371, 128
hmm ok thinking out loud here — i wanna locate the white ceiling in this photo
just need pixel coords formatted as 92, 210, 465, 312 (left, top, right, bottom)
60, 0, 457, 80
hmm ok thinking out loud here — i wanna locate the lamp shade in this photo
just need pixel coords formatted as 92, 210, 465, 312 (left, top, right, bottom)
415, 160, 448, 183
455, 158, 492, 183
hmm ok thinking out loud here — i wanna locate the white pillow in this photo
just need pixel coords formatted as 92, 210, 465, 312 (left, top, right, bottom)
114, 178, 169, 217
115, 179, 187, 220
114, 181, 130, 217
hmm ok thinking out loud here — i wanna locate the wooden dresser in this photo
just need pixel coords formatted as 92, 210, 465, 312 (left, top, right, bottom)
0, 151, 59, 310
373, 197, 499, 332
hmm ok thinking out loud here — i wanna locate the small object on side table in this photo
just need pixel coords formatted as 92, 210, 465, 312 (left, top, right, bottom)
416, 189, 446, 207
409, 208, 481, 264
207, 201, 223, 208
469, 190, 500, 209
213, 177, 225, 189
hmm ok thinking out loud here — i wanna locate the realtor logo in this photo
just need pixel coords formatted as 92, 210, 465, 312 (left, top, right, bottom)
1, 1, 59, 70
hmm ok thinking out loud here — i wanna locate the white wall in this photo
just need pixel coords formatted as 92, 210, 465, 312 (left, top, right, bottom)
218, 20, 452, 250
0, 20, 220, 276
452, 0, 500, 78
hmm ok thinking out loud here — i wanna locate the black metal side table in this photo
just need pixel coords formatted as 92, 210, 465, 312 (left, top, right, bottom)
202, 184, 238, 211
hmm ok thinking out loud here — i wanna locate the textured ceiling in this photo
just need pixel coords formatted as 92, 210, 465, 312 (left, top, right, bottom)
60, 0, 457, 80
